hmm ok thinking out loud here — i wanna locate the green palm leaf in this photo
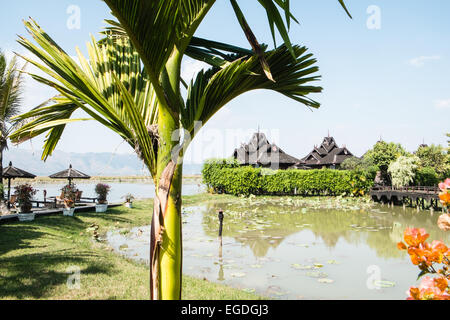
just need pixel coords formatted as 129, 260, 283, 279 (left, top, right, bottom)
182, 44, 321, 134
11, 20, 158, 174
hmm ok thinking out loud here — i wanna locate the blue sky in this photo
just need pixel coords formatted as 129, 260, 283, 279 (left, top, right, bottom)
1, 0, 449, 164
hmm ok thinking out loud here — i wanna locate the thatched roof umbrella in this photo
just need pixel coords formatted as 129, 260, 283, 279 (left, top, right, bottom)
49, 164, 91, 186
3, 161, 36, 208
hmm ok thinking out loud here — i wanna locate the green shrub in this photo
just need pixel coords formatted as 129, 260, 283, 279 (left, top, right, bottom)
202, 158, 239, 193
202, 160, 374, 196
413, 167, 438, 186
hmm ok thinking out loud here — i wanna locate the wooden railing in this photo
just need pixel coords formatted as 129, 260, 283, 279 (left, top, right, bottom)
371, 186, 440, 194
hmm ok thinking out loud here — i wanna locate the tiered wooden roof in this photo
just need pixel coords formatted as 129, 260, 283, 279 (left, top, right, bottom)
233, 132, 301, 168
300, 136, 354, 168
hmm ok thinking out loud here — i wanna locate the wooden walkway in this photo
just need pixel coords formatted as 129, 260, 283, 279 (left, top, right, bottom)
370, 186, 441, 210
0, 203, 122, 224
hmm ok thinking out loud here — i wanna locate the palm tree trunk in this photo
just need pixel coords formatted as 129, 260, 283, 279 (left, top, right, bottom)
157, 163, 183, 299
150, 99, 183, 300
0, 148, 4, 200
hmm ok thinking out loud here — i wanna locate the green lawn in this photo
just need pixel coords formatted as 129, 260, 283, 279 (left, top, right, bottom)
0, 194, 263, 300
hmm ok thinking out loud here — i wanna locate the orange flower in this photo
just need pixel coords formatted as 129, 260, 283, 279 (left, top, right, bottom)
438, 214, 450, 231
440, 191, 450, 207
407, 287, 421, 300
407, 246, 427, 266
404, 228, 429, 247
407, 276, 450, 300
438, 178, 450, 192
434, 277, 448, 292
397, 242, 407, 250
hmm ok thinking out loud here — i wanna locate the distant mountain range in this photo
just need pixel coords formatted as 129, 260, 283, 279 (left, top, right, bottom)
4, 148, 203, 176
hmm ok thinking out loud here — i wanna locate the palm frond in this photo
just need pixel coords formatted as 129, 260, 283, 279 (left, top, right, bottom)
338, 0, 353, 19
0, 53, 26, 124
103, 1, 213, 80
230, 0, 275, 81
12, 20, 158, 173
186, 36, 255, 69
100, 18, 254, 70
182, 44, 322, 134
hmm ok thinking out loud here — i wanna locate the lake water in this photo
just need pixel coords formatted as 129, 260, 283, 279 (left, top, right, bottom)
106, 196, 449, 300
7, 181, 204, 203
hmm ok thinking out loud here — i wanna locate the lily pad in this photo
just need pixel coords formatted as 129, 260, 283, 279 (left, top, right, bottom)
242, 288, 256, 294
374, 280, 396, 288
318, 278, 334, 284
291, 264, 313, 270
231, 272, 246, 278
306, 271, 328, 278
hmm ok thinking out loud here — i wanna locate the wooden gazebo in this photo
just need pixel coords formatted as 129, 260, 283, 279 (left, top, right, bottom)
3, 161, 36, 208
49, 164, 91, 186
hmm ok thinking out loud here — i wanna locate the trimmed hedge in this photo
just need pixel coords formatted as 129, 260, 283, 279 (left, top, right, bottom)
202, 159, 374, 196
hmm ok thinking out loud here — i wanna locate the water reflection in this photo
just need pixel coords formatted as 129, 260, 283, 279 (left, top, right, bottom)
200, 200, 448, 260
107, 197, 449, 300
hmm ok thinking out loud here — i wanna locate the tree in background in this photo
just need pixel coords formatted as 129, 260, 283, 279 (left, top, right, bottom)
414, 167, 439, 186
0, 50, 26, 198
415, 144, 449, 179
11, 0, 353, 300
447, 133, 450, 152
364, 141, 409, 184
388, 156, 419, 188
340, 156, 378, 181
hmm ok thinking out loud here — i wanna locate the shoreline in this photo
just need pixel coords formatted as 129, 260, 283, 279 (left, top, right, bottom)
7, 175, 203, 185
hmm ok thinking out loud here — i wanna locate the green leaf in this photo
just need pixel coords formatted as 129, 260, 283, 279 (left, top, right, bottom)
183, 44, 321, 134
338, 0, 353, 19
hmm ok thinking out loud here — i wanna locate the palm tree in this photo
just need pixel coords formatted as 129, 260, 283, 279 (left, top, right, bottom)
11, 0, 351, 299
0, 50, 26, 198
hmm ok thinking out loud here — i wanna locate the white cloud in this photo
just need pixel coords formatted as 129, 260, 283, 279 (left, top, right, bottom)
408, 55, 441, 67
434, 99, 450, 109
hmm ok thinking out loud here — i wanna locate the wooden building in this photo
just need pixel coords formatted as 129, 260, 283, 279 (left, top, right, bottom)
232, 133, 354, 170
298, 136, 354, 169
232, 132, 302, 170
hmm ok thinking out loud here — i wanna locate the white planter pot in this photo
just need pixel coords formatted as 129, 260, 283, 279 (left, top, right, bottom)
124, 202, 133, 208
96, 204, 108, 213
63, 208, 75, 216
18, 213, 35, 222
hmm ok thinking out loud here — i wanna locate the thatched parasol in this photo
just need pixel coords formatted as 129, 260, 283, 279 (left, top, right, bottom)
49, 164, 91, 186
3, 161, 37, 208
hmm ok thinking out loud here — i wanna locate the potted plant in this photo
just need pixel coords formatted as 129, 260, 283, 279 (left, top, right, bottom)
61, 184, 77, 216
14, 184, 37, 221
95, 183, 110, 213
122, 193, 135, 208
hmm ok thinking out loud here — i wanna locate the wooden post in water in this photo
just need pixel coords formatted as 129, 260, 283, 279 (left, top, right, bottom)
217, 209, 224, 281
218, 210, 224, 238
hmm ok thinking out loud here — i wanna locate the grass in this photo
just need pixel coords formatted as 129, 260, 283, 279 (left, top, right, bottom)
0, 194, 263, 300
